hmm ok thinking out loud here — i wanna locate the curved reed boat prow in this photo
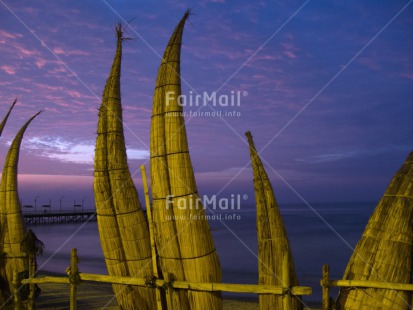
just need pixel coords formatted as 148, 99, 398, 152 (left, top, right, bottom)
337, 151, 413, 309
150, 10, 223, 310
246, 131, 302, 310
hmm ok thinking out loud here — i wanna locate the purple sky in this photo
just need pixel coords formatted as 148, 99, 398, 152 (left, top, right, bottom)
0, 1, 412, 209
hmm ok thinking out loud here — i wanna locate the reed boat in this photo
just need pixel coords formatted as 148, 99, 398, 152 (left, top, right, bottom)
337, 151, 413, 309
150, 10, 222, 310
246, 131, 302, 310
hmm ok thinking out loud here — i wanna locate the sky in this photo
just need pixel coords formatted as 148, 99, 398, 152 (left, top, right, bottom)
0, 0, 412, 210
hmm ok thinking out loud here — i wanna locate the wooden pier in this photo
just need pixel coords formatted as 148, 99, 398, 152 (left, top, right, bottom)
23, 210, 96, 225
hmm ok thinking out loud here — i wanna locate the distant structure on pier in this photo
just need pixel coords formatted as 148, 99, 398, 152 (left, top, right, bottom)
23, 210, 96, 225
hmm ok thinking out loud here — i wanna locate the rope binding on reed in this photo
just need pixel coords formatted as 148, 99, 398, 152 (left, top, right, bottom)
144, 275, 158, 289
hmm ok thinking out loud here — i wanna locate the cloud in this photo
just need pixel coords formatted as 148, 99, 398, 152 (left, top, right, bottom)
0, 30, 23, 39
1, 65, 16, 75
401, 72, 413, 80
35, 59, 47, 68
296, 150, 360, 164
21, 136, 149, 165
196, 167, 253, 186
52, 47, 90, 56
53, 47, 65, 55
66, 90, 83, 98
295, 146, 412, 164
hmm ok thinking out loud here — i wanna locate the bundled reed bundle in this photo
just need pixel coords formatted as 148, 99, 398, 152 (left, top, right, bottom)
106, 24, 155, 308
0, 99, 17, 301
337, 151, 413, 309
0, 111, 41, 295
93, 25, 154, 309
150, 10, 222, 309
245, 131, 302, 310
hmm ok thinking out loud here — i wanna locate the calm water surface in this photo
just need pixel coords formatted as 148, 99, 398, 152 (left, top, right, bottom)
32, 201, 376, 303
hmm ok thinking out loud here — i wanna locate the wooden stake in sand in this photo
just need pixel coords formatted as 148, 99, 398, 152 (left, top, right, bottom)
0, 111, 41, 297
336, 151, 413, 309
94, 24, 153, 309
150, 10, 222, 310
141, 165, 163, 310
245, 131, 302, 310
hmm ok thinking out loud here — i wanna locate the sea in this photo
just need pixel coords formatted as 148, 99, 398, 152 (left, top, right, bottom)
32, 201, 376, 305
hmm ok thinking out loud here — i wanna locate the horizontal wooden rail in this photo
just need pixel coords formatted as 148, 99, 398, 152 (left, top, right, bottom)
1, 253, 28, 258
22, 276, 70, 285
327, 279, 413, 292
321, 264, 413, 310
21, 272, 312, 296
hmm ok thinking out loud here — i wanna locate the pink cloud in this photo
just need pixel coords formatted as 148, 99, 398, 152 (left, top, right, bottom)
53, 47, 65, 55
66, 90, 82, 98
250, 53, 280, 61
17, 45, 37, 57
44, 95, 70, 108
0, 30, 22, 39
33, 82, 64, 92
357, 56, 381, 70
52, 47, 89, 56
68, 49, 89, 56
21, 7, 40, 16
1, 65, 16, 75
48, 67, 67, 74
400, 72, 413, 80
284, 50, 297, 59
281, 42, 299, 59
35, 59, 47, 68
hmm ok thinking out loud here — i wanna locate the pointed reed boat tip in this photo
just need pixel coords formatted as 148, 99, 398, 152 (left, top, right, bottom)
245, 131, 253, 142
184, 8, 192, 20
114, 22, 133, 42
11, 98, 17, 108
115, 22, 124, 41
25, 110, 42, 125
0, 98, 18, 137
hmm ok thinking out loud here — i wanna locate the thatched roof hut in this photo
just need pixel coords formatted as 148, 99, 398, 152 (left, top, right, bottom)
0, 111, 40, 297
94, 25, 154, 309
246, 131, 302, 310
150, 10, 222, 310
337, 151, 413, 309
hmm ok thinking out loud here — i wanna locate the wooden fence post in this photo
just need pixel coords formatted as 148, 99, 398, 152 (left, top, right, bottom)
28, 253, 35, 310
321, 264, 330, 310
164, 273, 176, 310
282, 252, 291, 310
12, 269, 21, 310
69, 248, 79, 310
141, 165, 164, 310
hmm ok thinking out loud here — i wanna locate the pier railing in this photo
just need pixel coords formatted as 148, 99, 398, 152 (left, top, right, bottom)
23, 210, 96, 225
12, 248, 312, 310
320, 264, 413, 310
